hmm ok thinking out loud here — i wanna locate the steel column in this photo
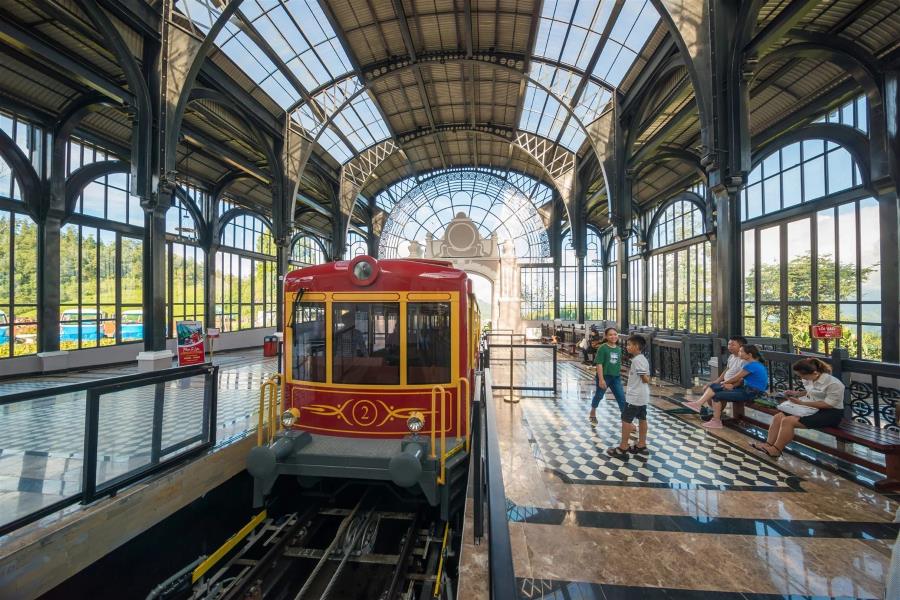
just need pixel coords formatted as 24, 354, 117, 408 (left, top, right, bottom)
37, 216, 61, 352
142, 195, 171, 351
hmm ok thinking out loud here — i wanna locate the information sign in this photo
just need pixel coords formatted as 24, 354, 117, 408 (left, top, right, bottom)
810, 324, 843, 339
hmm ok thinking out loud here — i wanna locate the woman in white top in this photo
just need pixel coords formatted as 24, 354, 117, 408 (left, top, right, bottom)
751, 358, 845, 458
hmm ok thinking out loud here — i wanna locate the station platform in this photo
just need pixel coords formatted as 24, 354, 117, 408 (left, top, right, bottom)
462, 359, 899, 599
0, 350, 277, 600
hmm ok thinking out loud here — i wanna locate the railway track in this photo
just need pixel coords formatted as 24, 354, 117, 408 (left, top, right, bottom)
151, 489, 457, 600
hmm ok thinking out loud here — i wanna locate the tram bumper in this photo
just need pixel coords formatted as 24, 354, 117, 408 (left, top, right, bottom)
389, 440, 425, 488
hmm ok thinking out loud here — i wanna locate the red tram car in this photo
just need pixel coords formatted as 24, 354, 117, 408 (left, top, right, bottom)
247, 255, 479, 512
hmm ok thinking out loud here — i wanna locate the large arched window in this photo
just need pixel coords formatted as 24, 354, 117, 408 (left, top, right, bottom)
560, 231, 578, 320
215, 211, 277, 332
61, 141, 145, 349
0, 164, 37, 358
379, 168, 551, 261
647, 198, 711, 332
291, 235, 326, 267
742, 139, 862, 221
167, 186, 206, 337
584, 229, 603, 320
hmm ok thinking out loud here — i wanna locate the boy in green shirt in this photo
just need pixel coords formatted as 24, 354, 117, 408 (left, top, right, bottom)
589, 327, 627, 422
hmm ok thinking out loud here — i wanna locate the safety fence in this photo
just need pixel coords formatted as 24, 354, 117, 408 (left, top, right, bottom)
0, 363, 219, 536
485, 343, 557, 392
469, 367, 516, 600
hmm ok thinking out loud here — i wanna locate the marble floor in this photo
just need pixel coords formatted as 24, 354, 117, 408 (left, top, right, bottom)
478, 359, 900, 599
0, 350, 277, 530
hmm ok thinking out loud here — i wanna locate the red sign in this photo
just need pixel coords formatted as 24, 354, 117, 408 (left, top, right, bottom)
810, 324, 843, 339
176, 320, 206, 366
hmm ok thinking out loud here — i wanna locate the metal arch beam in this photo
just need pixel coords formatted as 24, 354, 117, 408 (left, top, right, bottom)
63, 160, 129, 220
752, 37, 881, 100
80, 0, 154, 202
744, 0, 821, 58
0, 9, 133, 105
750, 122, 873, 190
172, 185, 211, 249
621, 37, 680, 115
289, 230, 329, 257
0, 128, 40, 220
631, 147, 706, 183
388, 0, 447, 169
161, 0, 246, 178
627, 74, 693, 155
629, 99, 698, 166
50, 94, 119, 219
511, 0, 545, 158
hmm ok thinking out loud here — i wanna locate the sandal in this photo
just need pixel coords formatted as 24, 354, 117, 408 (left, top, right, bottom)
605, 446, 629, 458
749, 441, 768, 453
628, 445, 649, 455
588, 414, 598, 424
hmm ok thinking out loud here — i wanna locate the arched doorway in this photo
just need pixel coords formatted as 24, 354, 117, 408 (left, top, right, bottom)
466, 271, 494, 329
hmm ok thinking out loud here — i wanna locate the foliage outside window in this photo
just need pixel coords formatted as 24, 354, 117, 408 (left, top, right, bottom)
292, 302, 325, 382
520, 267, 554, 320
167, 193, 204, 337
646, 200, 711, 333
742, 196, 881, 360
60, 224, 143, 348
742, 139, 862, 221
605, 239, 618, 322
333, 302, 400, 385
560, 232, 578, 320
584, 229, 603, 319
0, 208, 38, 358
407, 303, 451, 384
215, 213, 277, 332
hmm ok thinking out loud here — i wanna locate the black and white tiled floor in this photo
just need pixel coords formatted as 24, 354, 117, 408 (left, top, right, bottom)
520, 391, 803, 491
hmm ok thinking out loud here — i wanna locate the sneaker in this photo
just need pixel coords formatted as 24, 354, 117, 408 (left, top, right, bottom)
701, 419, 723, 429
683, 400, 704, 413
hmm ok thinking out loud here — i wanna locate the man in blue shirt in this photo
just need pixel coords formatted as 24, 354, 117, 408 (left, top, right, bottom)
702, 344, 769, 430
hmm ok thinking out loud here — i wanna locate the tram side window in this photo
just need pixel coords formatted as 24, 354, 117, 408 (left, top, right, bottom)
333, 303, 400, 385
407, 303, 451, 384
292, 302, 325, 382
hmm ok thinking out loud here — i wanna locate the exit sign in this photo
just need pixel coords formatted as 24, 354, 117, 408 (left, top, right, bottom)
810, 324, 842, 339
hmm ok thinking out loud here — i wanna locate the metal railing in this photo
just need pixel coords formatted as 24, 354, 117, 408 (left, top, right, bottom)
469, 366, 516, 600
0, 363, 219, 536
257, 374, 282, 446
487, 343, 557, 392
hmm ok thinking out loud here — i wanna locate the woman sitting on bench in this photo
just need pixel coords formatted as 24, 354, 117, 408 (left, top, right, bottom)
750, 358, 845, 459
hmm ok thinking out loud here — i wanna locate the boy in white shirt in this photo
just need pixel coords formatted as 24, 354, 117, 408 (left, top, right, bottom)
606, 335, 651, 458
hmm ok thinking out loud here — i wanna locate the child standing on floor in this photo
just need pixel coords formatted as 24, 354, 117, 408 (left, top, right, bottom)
589, 327, 627, 423
606, 335, 651, 458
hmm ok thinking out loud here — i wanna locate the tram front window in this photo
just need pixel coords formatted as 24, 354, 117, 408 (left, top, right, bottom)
292, 302, 326, 382
407, 303, 451, 384
333, 303, 400, 384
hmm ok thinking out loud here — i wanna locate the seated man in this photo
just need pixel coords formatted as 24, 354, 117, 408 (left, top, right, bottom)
701, 344, 769, 430
582, 325, 601, 365
684, 335, 747, 415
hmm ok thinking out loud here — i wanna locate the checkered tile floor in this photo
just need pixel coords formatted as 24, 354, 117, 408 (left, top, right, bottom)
520, 376, 802, 491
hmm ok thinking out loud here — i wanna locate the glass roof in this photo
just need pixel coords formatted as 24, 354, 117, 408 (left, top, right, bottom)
177, 0, 391, 164
378, 169, 551, 261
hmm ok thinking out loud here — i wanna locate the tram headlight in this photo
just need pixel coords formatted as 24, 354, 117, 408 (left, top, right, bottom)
406, 411, 425, 433
353, 260, 373, 281
281, 408, 300, 428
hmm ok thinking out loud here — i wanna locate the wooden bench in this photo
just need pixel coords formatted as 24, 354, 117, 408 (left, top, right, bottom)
730, 400, 900, 491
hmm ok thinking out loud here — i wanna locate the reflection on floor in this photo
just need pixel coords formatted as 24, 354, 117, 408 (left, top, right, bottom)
488, 359, 899, 599
0, 350, 277, 530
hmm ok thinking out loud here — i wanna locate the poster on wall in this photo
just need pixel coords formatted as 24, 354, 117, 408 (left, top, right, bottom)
176, 321, 206, 366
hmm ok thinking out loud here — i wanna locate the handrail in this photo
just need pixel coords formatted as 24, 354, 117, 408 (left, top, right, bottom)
459, 376, 470, 452
0, 363, 219, 537
430, 385, 444, 460
257, 374, 282, 446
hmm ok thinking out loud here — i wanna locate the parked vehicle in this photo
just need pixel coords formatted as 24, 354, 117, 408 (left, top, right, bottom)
60, 308, 115, 343
120, 309, 144, 342
0, 310, 8, 345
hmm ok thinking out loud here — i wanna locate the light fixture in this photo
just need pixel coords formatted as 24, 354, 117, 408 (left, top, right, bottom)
348, 255, 380, 286
407, 411, 425, 433
281, 408, 300, 428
